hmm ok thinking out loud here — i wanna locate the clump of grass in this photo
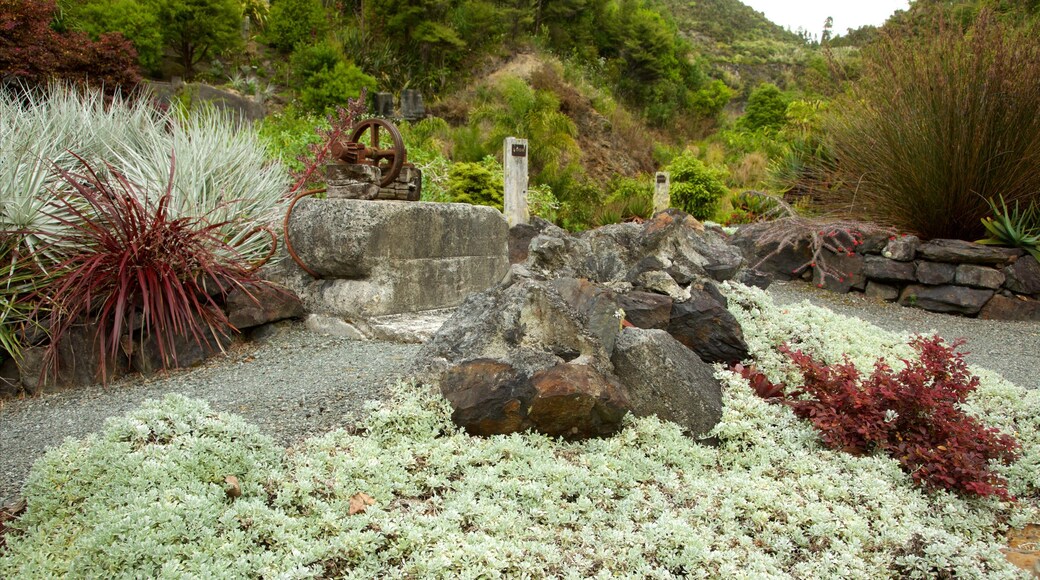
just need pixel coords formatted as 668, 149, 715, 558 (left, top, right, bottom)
821, 11, 1040, 240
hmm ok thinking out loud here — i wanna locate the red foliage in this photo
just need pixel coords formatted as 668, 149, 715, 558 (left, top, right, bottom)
0, 0, 140, 90
39, 154, 265, 382
732, 363, 788, 400
742, 336, 1020, 500
289, 89, 368, 194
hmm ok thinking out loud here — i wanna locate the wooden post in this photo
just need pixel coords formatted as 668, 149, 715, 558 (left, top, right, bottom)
504, 137, 529, 226
653, 171, 670, 213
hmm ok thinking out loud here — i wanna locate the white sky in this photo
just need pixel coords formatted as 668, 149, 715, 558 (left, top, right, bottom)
740, 0, 911, 37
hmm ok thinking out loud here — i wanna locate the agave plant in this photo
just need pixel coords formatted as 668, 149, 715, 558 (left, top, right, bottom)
37, 154, 268, 382
977, 194, 1040, 261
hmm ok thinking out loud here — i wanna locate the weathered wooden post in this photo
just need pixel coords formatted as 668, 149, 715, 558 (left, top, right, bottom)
653, 171, 670, 213
504, 137, 529, 226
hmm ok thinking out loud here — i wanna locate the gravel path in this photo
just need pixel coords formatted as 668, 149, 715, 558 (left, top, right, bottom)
2, 282, 1037, 506
766, 281, 1040, 391
0, 324, 420, 505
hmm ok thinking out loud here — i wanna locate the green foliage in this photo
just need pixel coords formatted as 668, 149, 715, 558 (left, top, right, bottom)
445, 158, 503, 210
977, 195, 1040, 261
467, 75, 583, 203
266, 0, 327, 53
821, 11, 1040, 240
256, 106, 326, 174
148, 0, 244, 78
288, 41, 377, 115
667, 153, 729, 220
690, 79, 735, 119
738, 83, 790, 132
61, 0, 164, 73
398, 118, 454, 203
527, 183, 562, 222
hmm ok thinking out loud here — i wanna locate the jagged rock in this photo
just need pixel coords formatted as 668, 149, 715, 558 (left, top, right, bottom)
617, 291, 673, 330
898, 284, 994, 315
954, 264, 1005, 290
610, 328, 722, 437
865, 281, 900, 302
639, 210, 743, 283
856, 231, 895, 255
226, 283, 305, 330
551, 277, 622, 356
979, 295, 1040, 321
526, 363, 630, 439
1, 357, 22, 398
881, 235, 919, 261
864, 255, 917, 283
916, 239, 1022, 266
666, 289, 749, 364
633, 270, 689, 301
508, 218, 556, 264
1003, 256, 1040, 296
415, 277, 615, 381
915, 261, 957, 285
437, 359, 628, 439
734, 267, 772, 289
730, 220, 812, 280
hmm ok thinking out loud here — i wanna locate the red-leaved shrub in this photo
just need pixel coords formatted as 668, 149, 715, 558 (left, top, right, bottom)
0, 0, 140, 89
39, 154, 265, 382
739, 336, 1020, 500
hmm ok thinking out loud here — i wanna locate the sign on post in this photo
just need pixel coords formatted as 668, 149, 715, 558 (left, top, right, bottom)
504, 137, 529, 226
653, 171, 670, 214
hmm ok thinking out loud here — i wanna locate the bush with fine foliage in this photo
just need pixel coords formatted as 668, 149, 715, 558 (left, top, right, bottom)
821, 12, 1040, 240
445, 158, 504, 211
667, 153, 729, 220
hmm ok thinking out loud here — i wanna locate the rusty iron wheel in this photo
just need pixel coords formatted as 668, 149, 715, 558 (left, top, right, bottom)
349, 118, 406, 187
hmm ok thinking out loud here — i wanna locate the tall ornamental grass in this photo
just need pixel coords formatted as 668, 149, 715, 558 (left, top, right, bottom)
821, 12, 1040, 240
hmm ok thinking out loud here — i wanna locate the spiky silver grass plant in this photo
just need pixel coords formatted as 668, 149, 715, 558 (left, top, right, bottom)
0, 83, 289, 267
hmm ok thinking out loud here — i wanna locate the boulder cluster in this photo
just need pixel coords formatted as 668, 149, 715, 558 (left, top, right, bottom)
413, 210, 760, 440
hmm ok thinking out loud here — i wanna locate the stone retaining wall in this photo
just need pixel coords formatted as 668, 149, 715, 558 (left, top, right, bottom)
734, 222, 1040, 321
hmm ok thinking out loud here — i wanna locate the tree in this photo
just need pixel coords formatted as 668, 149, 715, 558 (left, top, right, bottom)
148, 0, 243, 79
738, 83, 789, 132
266, 0, 328, 53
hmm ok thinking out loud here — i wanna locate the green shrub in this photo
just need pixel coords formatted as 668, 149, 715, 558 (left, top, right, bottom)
690, 79, 735, 119
738, 83, 789, 133
821, 12, 1040, 240
298, 60, 376, 115
266, 0, 327, 53
255, 106, 326, 174
667, 153, 729, 220
446, 158, 503, 210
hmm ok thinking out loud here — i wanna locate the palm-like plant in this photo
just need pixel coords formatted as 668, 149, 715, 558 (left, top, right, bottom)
977, 194, 1040, 261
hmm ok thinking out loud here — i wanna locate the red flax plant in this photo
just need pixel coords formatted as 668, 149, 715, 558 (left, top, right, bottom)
288, 89, 368, 194
38, 154, 263, 382
736, 336, 1020, 500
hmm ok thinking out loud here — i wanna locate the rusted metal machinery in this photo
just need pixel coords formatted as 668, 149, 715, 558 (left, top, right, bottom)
329, 118, 407, 187
283, 118, 415, 278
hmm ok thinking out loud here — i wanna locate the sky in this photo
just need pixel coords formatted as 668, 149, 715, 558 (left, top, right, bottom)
740, 0, 911, 37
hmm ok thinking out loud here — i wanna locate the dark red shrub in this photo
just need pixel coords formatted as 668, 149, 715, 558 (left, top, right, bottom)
289, 89, 368, 194
38, 154, 265, 382
0, 0, 140, 89
741, 336, 1019, 500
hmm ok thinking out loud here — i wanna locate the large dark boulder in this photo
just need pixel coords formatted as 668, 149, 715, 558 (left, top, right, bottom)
864, 255, 917, 283
611, 328, 722, 437
414, 275, 727, 440
666, 289, 749, 364
618, 291, 673, 330
637, 210, 744, 283
730, 220, 813, 281
979, 295, 1040, 321
226, 283, 305, 330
